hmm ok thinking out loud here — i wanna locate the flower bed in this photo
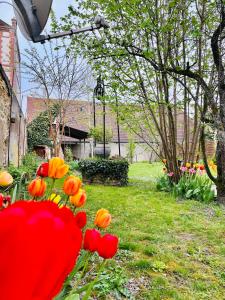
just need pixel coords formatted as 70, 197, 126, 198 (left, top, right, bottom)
157, 160, 216, 202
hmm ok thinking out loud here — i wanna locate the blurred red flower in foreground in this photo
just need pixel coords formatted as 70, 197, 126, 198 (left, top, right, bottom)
0, 201, 82, 300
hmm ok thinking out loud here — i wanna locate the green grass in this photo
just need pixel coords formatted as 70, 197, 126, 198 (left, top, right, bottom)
81, 162, 225, 299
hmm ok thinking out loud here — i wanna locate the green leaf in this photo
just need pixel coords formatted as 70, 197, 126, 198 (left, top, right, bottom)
185, 190, 193, 199
11, 184, 18, 204
64, 294, 80, 300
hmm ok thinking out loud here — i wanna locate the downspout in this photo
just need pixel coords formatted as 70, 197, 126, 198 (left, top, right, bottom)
7, 83, 13, 166
18, 111, 22, 166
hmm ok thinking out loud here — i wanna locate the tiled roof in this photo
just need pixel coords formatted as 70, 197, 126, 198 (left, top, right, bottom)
27, 97, 199, 147
27, 96, 133, 142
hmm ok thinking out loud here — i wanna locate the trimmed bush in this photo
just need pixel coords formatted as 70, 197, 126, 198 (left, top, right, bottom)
78, 159, 129, 186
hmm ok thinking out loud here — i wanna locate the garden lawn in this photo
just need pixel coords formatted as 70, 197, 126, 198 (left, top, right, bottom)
83, 162, 225, 299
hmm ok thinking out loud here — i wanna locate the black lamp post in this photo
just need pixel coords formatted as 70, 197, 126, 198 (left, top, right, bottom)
93, 76, 106, 158
114, 90, 121, 157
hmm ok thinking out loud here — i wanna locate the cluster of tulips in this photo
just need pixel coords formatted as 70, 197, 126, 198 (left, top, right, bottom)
162, 159, 218, 177
0, 157, 119, 300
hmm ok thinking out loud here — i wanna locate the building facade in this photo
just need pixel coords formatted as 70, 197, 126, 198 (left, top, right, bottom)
27, 97, 156, 162
0, 19, 26, 167
0, 18, 21, 103
0, 65, 26, 167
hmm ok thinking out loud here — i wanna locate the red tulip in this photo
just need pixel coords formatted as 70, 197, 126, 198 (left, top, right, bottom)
0, 193, 4, 209
74, 211, 87, 229
83, 229, 101, 252
37, 162, 49, 177
0, 201, 82, 300
0, 194, 11, 210
199, 164, 205, 171
97, 234, 119, 259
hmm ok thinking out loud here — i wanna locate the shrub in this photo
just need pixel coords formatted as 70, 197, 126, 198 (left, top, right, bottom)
89, 126, 113, 143
22, 152, 41, 173
64, 147, 73, 162
78, 159, 129, 186
68, 160, 79, 172
174, 174, 215, 203
8, 152, 40, 184
27, 104, 60, 151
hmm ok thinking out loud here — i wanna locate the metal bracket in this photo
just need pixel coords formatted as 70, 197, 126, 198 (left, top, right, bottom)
34, 16, 110, 44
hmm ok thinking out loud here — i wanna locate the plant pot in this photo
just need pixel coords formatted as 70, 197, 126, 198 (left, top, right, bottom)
94, 143, 111, 158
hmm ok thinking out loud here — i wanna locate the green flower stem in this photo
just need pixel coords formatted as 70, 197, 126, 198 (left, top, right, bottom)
65, 195, 70, 206
82, 260, 107, 300
72, 252, 92, 290
48, 178, 56, 198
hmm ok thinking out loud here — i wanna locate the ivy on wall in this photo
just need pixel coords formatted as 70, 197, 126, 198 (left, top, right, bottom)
27, 104, 60, 151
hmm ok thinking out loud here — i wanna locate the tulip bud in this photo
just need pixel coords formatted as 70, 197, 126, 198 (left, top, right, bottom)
83, 229, 101, 252
63, 176, 81, 196
74, 211, 87, 229
70, 189, 86, 207
94, 208, 111, 229
37, 162, 49, 177
48, 157, 69, 179
28, 178, 47, 198
97, 234, 119, 259
0, 171, 13, 187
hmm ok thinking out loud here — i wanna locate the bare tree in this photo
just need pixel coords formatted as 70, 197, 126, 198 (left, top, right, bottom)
22, 41, 92, 156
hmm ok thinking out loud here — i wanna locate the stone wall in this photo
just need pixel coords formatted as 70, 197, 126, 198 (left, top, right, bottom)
0, 65, 10, 167
0, 64, 26, 167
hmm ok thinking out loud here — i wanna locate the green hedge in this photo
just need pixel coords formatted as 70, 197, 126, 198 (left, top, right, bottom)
78, 159, 129, 186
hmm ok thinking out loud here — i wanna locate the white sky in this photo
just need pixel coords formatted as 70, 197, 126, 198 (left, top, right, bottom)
0, 0, 75, 112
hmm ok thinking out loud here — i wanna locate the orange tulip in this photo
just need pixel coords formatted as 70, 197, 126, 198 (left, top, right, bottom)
0, 171, 13, 187
63, 175, 82, 196
162, 159, 167, 164
48, 157, 69, 179
70, 189, 86, 208
94, 208, 111, 229
28, 178, 47, 198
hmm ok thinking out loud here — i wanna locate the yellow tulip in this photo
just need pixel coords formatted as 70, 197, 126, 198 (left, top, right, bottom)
49, 193, 64, 208
0, 171, 13, 187
186, 162, 191, 168
49, 193, 61, 204
48, 157, 69, 179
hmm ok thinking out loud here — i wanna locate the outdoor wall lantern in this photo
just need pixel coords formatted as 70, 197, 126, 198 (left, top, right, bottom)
11, 0, 109, 43
93, 76, 107, 159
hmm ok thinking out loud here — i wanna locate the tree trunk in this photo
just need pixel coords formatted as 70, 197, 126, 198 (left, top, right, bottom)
216, 138, 225, 204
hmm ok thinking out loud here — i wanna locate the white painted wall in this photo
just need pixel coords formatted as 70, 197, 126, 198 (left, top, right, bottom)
70, 141, 158, 162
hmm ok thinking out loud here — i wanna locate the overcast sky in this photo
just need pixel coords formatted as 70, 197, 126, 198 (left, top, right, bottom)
0, 0, 75, 112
